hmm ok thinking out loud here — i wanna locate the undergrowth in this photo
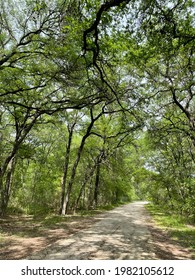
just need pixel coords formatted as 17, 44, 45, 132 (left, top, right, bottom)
146, 203, 195, 258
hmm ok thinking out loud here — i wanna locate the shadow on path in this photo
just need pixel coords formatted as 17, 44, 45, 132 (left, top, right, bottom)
29, 202, 156, 260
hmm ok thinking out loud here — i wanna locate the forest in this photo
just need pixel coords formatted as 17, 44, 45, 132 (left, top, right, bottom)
0, 0, 194, 222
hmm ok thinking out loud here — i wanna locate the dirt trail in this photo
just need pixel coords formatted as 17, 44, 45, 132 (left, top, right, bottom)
28, 201, 157, 260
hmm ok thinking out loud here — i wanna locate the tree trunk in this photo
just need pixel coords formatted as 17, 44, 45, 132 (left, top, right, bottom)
0, 170, 5, 216
0, 158, 16, 216
93, 160, 100, 208
73, 164, 96, 212
62, 108, 103, 215
59, 123, 75, 215
0, 112, 40, 216
63, 138, 87, 214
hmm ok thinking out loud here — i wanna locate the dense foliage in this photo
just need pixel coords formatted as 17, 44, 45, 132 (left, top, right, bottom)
0, 0, 194, 221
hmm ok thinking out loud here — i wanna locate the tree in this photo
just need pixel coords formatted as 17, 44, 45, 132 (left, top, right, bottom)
1, 0, 194, 219
142, 126, 195, 221
0, 0, 99, 215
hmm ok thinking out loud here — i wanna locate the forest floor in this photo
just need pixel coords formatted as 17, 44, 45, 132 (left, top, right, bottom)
0, 201, 194, 260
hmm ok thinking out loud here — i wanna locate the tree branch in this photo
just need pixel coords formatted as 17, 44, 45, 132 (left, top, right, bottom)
83, 0, 130, 58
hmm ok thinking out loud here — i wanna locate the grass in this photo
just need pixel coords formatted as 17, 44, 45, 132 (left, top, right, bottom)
0, 206, 107, 234
146, 203, 195, 255
0, 202, 128, 238
40, 215, 71, 226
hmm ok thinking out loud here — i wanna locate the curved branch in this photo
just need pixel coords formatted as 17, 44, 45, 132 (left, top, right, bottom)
83, 0, 130, 58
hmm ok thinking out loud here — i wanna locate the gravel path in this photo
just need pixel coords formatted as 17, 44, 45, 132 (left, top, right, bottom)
28, 201, 157, 260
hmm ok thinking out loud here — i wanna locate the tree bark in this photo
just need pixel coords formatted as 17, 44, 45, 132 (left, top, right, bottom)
93, 160, 100, 208
60, 122, 76, 215
0, 158, 16, 216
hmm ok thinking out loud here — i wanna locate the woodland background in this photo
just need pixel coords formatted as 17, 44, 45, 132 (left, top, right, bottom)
0, 0, 194, 222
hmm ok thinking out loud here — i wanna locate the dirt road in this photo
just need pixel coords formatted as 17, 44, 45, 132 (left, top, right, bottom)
28, 201, 157, 260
